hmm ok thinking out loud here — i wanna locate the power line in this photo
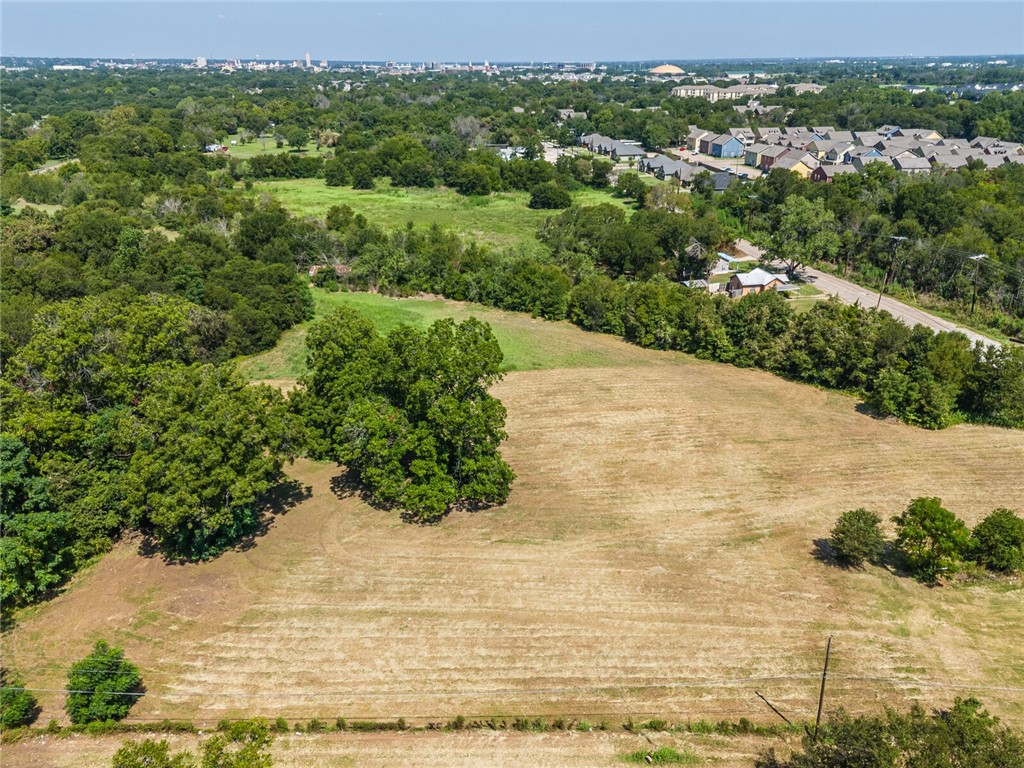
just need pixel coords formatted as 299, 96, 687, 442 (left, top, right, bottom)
7, 674, 1024, 700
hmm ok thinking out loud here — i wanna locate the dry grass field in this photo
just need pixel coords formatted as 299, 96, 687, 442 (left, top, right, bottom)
5, 308, 1023, 766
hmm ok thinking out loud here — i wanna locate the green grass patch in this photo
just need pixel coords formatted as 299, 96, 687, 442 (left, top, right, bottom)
621, 746, 700, 765
225, 134, 332, 160
237, 288, 665, 383
13, 201, 61, 216
255, 179, 630, 251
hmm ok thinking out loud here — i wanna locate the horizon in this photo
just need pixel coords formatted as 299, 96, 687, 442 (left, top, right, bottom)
3, 2, 1023, 61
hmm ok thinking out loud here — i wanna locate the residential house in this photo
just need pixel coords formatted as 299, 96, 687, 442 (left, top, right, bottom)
686, 126, 711, 151
928, 153, 970, 170
698, 133, 718, 154
637, 154, 672, 174
899, 128, 943, 141
726, 268, 792, 297
611, 141, 646, 161
744, 143, 771, 168
759, 144, 792, 171
893, 156, 933, 174
811, 165, 858, 182
666, 161, 701, 184
844, 145, 884, 164
710, 134, 745, 158
823, 130, 855, 143
728, 127, 755, 145
853, 155, 892, 172
824, 143, 855, 164
754, 126, 783, 143
774, 155, 815, 178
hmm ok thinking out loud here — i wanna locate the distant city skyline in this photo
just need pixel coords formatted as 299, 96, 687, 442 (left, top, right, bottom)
3, 2, 1023, 62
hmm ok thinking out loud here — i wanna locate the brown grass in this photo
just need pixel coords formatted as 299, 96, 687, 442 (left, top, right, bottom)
6, 332, 1023, 752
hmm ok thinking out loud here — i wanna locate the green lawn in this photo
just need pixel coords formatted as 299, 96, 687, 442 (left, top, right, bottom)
224, 134, 332, 159
237, 288, 662, 383
255, 179, 632, 251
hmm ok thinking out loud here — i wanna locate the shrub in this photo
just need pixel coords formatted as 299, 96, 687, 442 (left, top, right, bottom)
111, 738, 192, 768
828, 508, 885, 567
527, 181, 571, 210
273, 717, 289, 733
892, 497, 971, 583
971, 508, 1024, 573
0, 672, 39, 729
756, 698, 1024, 768
64, 640, 142, 725
199, 719, 273, 768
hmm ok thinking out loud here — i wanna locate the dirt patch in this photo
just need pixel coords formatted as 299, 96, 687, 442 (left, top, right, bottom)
6, 358, 1023, 731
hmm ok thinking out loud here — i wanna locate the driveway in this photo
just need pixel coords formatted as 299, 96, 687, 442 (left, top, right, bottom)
733, 239, 1001, 348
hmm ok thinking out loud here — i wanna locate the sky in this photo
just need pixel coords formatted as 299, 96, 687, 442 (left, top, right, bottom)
2, 1, 1023, 62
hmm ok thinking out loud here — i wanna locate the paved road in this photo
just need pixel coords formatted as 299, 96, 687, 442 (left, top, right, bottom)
733, 239, 1001, 348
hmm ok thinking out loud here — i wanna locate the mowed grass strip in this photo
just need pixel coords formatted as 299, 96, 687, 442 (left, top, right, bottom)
237, 288, 672, 382
255, 178, 631, 250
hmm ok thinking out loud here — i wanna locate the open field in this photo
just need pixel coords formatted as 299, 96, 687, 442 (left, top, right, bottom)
256, 179, 631, 250
8, 295, 1024, 759
237, 289, 662, 382
3, 729, 777, 768
224, 134, 333, 159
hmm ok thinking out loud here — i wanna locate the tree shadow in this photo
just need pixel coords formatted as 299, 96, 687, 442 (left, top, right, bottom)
136, 478, 312, 563
330, 469, 498, 525
854, 401, 893, 421
235, 478, 313, 551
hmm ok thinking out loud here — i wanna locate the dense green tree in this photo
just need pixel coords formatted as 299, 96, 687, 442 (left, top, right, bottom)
892, 497, 971, 582
351, 163, 375, 190
0, 669, 39, 729
763, 196, 840, 279
125, 364, 300, 560
527, 181, 571, 210
296, 307, 514, 522
65, 640, 142, 724
451, 163, 499, 196
971, 508, 1024, 573
828, 508, 886, 568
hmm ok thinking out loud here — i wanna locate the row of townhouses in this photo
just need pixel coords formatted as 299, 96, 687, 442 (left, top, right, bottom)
591, 125, 1024, 187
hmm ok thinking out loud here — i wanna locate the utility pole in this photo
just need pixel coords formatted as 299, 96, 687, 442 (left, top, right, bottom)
813, 635, 833, 745
875, 236, 907, 310
969, 253, 987, 315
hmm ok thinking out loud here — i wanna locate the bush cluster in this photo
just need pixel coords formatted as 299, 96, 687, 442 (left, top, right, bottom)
826, 500, 1023, 582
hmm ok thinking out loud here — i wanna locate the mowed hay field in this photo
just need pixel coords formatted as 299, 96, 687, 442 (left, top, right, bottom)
6, 301, 1024, 753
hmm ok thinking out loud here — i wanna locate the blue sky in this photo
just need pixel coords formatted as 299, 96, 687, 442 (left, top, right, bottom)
3, 2, 1023, 61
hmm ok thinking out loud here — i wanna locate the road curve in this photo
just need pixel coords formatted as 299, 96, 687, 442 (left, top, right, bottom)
734, 239, 1001, 348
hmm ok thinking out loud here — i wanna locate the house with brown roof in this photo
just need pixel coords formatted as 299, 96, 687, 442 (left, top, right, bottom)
726, 268, 793, 297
